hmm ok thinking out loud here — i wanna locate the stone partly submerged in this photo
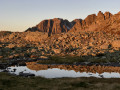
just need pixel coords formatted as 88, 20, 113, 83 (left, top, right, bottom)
19, 72, 35, 77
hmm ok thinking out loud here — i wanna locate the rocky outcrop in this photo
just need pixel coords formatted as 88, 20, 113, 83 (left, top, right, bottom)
25, 11, 120, 36
97, 11, 105, 21
85, 14, 96, 26
112, 40, 120, 48
26, 18, 73, 36
70, 11, 116, 33
1, 30, 120, 57
70, 14, 97, 31
104, 12, 112, 19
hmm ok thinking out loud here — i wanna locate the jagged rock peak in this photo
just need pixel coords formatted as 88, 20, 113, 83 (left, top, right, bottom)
104, 12, 113, 19
71, 19, 83, 25
26, 18, 74, 36
26, 11, 120, 35
97, 11, 104, 15
97, 11, 105, 20
85, 14, 97, 26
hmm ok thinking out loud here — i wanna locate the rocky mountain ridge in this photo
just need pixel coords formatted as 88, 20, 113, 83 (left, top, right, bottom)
26, 11, 120, 36
26, 18, 74, 36
1, 11, 120, 63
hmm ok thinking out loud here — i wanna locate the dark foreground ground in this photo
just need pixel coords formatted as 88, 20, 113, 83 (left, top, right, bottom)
0, 72, 120, 90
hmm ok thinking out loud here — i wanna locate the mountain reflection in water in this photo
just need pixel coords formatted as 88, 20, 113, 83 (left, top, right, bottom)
6, 62, 120, 78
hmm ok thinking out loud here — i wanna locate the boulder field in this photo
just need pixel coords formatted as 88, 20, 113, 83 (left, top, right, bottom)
1, 11, 120, 62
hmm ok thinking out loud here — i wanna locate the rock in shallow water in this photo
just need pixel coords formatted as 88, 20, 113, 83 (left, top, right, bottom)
19, 72, 35, 77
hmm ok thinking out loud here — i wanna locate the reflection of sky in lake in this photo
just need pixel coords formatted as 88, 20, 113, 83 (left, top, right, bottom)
0, 70, 3, 72
4, 66, 120, 78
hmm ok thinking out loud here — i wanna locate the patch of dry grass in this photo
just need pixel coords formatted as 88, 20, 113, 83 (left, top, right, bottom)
0, 72, 120, 90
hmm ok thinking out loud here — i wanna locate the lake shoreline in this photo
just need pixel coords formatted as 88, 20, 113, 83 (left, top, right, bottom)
1, 72, 120, 90
1, 60, 120, 69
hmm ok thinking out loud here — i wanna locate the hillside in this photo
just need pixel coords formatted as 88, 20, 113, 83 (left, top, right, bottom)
1, 11, 120, 64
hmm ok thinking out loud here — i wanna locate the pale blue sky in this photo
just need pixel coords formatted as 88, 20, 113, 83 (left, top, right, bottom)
0, 0, 120, 32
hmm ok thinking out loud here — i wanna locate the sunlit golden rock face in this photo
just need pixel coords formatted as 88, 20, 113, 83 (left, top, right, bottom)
26, 62, 120, 74
25, 18, 73, 35
25, 11, 120, 35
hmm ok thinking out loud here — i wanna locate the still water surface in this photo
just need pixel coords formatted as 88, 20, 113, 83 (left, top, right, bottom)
6, 66, 120, 78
